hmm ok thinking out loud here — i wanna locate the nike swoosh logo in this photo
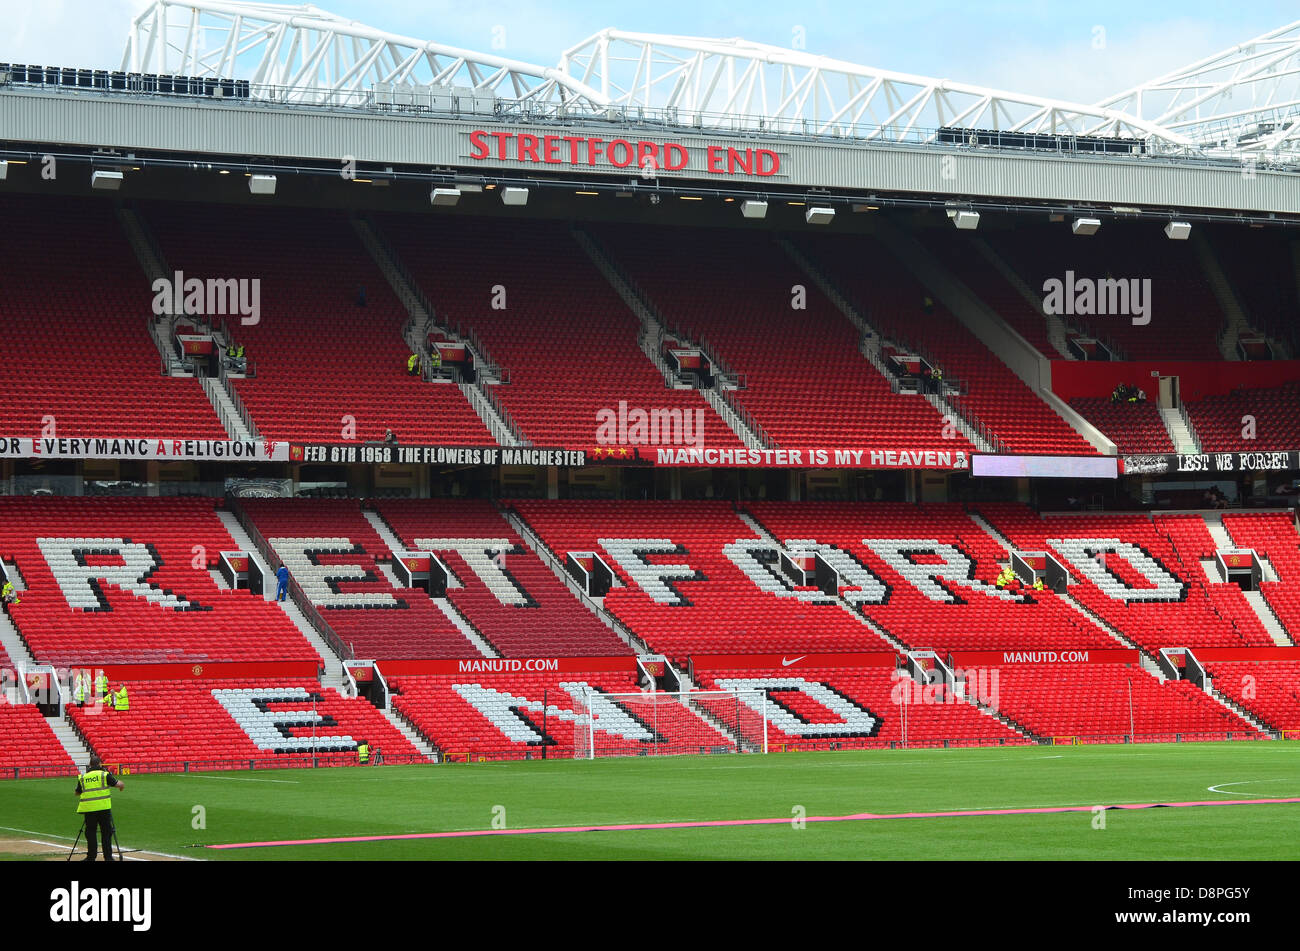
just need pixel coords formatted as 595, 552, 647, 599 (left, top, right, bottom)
781, 656, 807, 667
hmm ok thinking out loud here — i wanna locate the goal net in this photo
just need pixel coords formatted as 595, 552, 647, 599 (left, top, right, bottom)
572, 688, 768, 760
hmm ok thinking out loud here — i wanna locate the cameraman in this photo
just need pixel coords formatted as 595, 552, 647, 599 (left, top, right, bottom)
75, 755, 125, 862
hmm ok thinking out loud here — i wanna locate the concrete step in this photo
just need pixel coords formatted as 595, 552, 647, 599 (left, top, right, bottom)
361, 509, 404, 560
47, 715, 93, 771
1202, 513, 1234, 551
1159, 407, 1200, 454
1243, 590, 1293, 646
1203, 680, 1273, 735
431, 597, 498, 658
201, 375, 254, 440
381, 706, 440, 760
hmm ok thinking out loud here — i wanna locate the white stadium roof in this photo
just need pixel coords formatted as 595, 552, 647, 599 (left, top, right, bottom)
120, 0, 1300, 161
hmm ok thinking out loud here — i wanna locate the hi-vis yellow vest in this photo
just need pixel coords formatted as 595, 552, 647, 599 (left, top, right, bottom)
358, 743, 370, 763
77, 769, 113, 813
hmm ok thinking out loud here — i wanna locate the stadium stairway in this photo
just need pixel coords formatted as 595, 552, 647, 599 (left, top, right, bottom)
46, 713, 92, 771
778, 238, 995, 453
1199, 675, 1275, 735
352, 215, 523, 447
500, 507, 651, 655
215, 509, 349, 691
379, 704, 440, 760
572, 226, 769, 451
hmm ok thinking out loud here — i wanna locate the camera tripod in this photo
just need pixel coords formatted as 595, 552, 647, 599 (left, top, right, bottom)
67, 816, 123, 862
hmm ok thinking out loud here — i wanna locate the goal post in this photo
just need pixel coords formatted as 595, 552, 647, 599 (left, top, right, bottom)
572, 687, 768, 760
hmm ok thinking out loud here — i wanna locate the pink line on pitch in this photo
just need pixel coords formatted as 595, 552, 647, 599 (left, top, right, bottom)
205, 796, 1300, 849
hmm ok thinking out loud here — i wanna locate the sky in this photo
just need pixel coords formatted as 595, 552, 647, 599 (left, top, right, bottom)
6, 0, 1296, 106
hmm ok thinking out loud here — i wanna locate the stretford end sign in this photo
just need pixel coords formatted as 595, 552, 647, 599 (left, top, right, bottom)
465, 129, 783, 177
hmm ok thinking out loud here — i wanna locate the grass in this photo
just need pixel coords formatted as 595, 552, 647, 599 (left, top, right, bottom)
2, 742, 1298, 860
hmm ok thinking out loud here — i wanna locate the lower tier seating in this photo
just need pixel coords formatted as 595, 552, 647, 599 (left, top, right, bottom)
239, 498, 483, 659
961, 664, 1258, 741
745, 501, 1117, 654
694, 666, 1029, 750
374, 499, 631, 657
68, 678, 418, 771
390, 671, 732, 759
0, 698, 76, 776
1222, 513, 1300, 640
0, 497, 318, 666
978, 504, 1275, 652
1185, 382, 1300, 452
1204, 661, 1300, 732
510, 499, 900, 665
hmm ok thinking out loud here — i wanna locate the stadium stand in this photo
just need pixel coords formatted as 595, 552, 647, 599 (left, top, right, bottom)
1203, 661, 1300, 732
373, 499, 631, 657
0, 497, 318, 667
0, 194, 226, 439
695, 665, 1029, 749
0, 697, 75, 776
374, 216, 739, 450
981, 224, 1226, 361
510, 499, 899, 664
592, 224, 971, 451
68, 677, 418, 771
800, 234, 1098, 454
143, 202, 492, 445
745, 501, 1118, 652
1068, 398, 1175, 454
979, 505, 1276, 652
238, 498, 484, 659
1221, 512, 1300, 639
390, 670, 732, 759
956, 663, 1258, 741
1207, 229, 1300, 355
1184, 382, 1300, 452
917, 228, 1059, 359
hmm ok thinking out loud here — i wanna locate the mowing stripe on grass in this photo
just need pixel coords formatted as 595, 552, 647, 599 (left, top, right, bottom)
206, 796, 1300, 850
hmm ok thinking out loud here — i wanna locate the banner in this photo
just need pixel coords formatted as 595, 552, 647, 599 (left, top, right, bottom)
649, 447, 970, 469
1191, 647, 1300, 662
946, 649, 1140, 666
294, 444, 587, 466
1122, 450, 1300, 476
376, 656, 639, 676
0, 437, 289, 461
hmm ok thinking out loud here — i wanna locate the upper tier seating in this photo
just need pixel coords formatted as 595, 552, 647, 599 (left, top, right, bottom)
239, 498, 483, 659
1206, 228, 1300, 354
984, 223, 1226, 361
510, 500, 898, 665
1221, 512, 1300, 640
68, 678, 418, 770
390, 671, 731, 759
1069, 398, 1175, 454
1185, 382, 1300, 452
978, 505, 1275, 652
0, 497, 317, 667
695, 665, 1028, 749
593, 225, 970, 452
919, 228, 1059, 358
376, 216, 738, 450
745, 501, 1117, 653
800, 233, 1097, 454
0, 697, 76, 776
0, 194, 225, 439
1203, 661, 1300, 731
959, 663, 1258, 741
373, 499, 631, 657
144, 202, 491, 445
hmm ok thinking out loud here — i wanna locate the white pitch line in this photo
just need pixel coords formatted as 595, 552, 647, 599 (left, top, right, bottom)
1207, 779, 1297, 795
1, 824, 200, 861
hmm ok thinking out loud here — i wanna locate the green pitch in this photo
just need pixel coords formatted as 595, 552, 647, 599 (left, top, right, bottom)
2, 742, 1297, 860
